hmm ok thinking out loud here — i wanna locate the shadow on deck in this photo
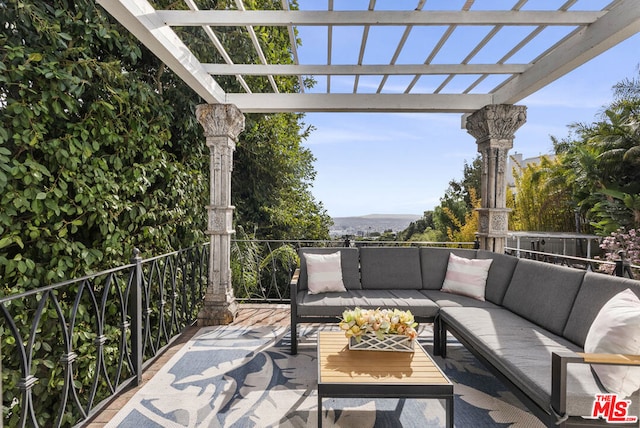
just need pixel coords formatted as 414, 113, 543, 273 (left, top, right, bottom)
85, 304, 291, 427
85, 304, 543, 427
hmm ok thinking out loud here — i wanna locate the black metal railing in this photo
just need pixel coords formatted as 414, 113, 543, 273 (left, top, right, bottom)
8, 237, 634, 427
505, 246, 637, 279
0, 243, 209, 427
231, 239, 635, 304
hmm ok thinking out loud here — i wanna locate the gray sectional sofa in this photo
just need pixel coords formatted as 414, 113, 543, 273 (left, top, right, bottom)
290, 246, 640, 427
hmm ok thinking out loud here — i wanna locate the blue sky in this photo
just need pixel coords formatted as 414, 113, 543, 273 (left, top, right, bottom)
293, 4, 640, 218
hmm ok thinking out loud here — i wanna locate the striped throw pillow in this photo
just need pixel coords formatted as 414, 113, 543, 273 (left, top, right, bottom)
305, 252, 347, 294
441, 253, 493, 301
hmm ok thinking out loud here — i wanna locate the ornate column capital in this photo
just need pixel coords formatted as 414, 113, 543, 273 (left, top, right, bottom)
465, 104, 527, 144
196, 103, 245, 140
467, 104, 526, 253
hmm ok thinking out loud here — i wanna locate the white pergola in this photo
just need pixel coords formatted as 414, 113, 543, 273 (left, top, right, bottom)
98, 0, 639, 113
97, 0, 640, 324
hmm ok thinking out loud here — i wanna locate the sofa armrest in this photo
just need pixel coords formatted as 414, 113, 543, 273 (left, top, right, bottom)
551, 351, 640, 420
290, 268, 300, 301
578, 353, 640, 366
290, 268, 301, 354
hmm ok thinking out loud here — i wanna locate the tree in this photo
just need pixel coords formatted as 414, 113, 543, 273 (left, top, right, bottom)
399, 156, 481, 243
233, 113, 331, 240
162, 0, 331, 240
446, 188, 480, 242
509, 156, 575, 232
399, 211, 437, 241
432, 156, 482, 239
552, 67, 640, 234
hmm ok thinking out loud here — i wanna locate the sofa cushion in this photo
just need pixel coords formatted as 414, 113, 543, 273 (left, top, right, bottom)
502, 259, 585, 336
299, 248, 361, 290
305, 252, 347, 294
419, 247, 477, 289
296, 289, 439, 319
421, 290, 501, 309
584, 288, 640, 398
476, 250, 519, 305
360, 247, 422, 289
440, 306, 607, 417
441, 253, 493, 300
563, 272, 640, 347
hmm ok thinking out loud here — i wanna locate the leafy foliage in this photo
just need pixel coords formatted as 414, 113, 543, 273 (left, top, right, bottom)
157, 0, 331, 240
398, 211, 439, 241
233, 113, 332, 240
1, 0, 329, 425
445, 188, 480, 242
432, 156, 482, 238
405, 69, 640, 242
508, 156, 576, 232
551, 67, 640, 234
1, 0, 204, 294
400, 156, 481, 243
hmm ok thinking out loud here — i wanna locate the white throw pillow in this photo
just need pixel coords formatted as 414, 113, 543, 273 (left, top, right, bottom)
584, 288, 640, 398
441, 253, 493, 301
305, 252, 346, 294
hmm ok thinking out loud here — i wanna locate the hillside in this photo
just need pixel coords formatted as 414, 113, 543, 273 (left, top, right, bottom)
329, 214, 422, 237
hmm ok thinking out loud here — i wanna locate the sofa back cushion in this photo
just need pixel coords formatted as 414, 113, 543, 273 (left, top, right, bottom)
441, 253, 493, 300
360, 247, 422, 289
298, 248, 361, 290
419, 247, 477, 289
502, 259, 585, 336
563, 273, 640, 347
476, 250, 519, 305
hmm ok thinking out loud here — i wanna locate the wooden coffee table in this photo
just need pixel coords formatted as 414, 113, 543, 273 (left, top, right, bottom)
317, 331, 453, 427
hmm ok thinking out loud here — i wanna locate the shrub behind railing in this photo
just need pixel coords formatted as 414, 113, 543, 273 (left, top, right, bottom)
0, 244, 208, 427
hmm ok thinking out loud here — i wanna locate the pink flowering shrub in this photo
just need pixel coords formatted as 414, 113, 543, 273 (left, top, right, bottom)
598, 228, 640, 276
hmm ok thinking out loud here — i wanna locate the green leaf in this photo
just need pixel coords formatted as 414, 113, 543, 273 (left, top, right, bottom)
28, 52, 43, 62
0, 236, 12, 250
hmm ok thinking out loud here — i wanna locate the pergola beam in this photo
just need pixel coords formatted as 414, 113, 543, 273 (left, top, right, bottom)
157, 10, 605, 27
225, 93, 493, 113
96, 0, 227, 104
202, 63, 528, 76
494, 0, 640, 104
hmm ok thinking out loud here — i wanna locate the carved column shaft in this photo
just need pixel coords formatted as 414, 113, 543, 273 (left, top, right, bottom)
196, 104, 245, 325
466, 104, 526, 253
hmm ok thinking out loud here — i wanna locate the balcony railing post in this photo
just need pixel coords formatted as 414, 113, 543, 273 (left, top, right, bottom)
131, 248, 143, 385
615, 250, 625, 277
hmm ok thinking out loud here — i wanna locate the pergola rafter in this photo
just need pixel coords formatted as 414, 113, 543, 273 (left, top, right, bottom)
157, 10, 607, 27
97, 0, 640, 112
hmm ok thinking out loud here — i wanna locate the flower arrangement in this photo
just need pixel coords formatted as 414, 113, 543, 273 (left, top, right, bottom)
338, 307, 418, 343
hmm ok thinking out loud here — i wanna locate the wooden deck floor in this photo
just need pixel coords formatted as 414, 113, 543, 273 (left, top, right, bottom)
84, 304, 290, 427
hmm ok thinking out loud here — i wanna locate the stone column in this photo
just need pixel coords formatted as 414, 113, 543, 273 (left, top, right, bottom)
196, 104, 245, 325
466, 104, 526, 253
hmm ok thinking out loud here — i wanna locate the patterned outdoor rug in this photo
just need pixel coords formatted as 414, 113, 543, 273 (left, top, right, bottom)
105, 325, 544, 427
